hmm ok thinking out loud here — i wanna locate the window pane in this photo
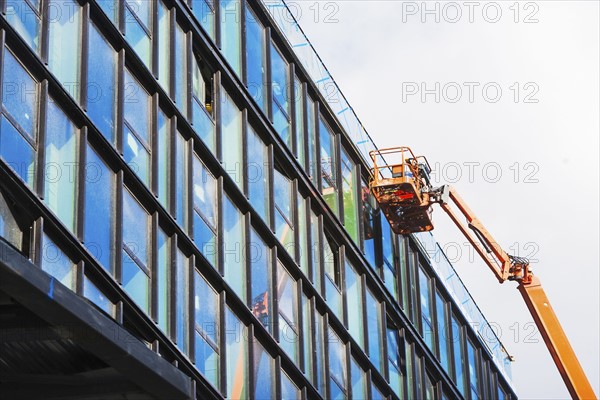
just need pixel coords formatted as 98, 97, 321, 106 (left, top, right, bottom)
294, 77, 305, 165
5, 1, 41, 52
2, 49, 37, 138
123, 71, 150, 186
45, 100, 77, 232
97, 0, 118, 25
0, 191, 23, 250
274, 168, 293, 248
345, 260, 363, 348
366, 289, 383, 372
297, 195, 308, 276
281, 371, 300, 400
0, 116, 35, 187
253, 340, 274, 399
350, 357, 366, 400
271, 44, 290, 144
157, 0, 170, 92
452, 316, 466, 395
193, 156, 217, 266
223, 195, 245, 300
341, 149, 358, 242
314, 311, 326, 394
306, 97, 317, 182
278, 262, 298, 363
48, 0, 81, 99
468, 339, 480, 399
245, 7, 267, 111
175, 249, 190, 354
219, 0, 241, 76
41, 233, 75, 290
87, 23, 117, 143
83, 275, 115, 316
175, 132, 188, 230
192, 0, 215, 40
124, 2, 151, 67
194, 271, 220, 388
84, 144, 114, 273
247, 127, 269, 223
226, 307, 247, 399
174, 23, 188, 114
192, 54, 215, 152
328, 329, 347, 398
319, 118, 337, 214
302, 294, 313, 380
387, 324, 404, 399
419, 267, 434, 350
157, 110, 170, 208
324, 238, 342, 317
250, 229, 271, 331
436, 291, 451, 373
310, 210, 321, 292
220, 87, 243, 189
157, 229, 170, 333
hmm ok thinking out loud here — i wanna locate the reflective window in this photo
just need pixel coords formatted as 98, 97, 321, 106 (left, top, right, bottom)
467, 338, 481, 400
192, 53, 215, 152
341, 148, 358, 242
174, 23, 188, 115
387, 323, 404, 399
225, 306, 247, 398
319, 118, 338, 214
361, 179, 379, 269
84, 144, 115, 274
328, 328, 347, 399
314, 310, 326, 394
253, 340, 274, 399
345, 260, 364, 348
45, 100, 78, 233
247, 127, 269, 224
419, 266, 435, 350
365, 288, 383, 372
274, 167, 293, 249
48, 0, 81, 99
123, 70, 151, 186
281, 371, 300, 399
220, 87, 243, 189
124, 0, 152, 67
97, 0, 118, 25
223, 194, 245, 300
157, 0, 170, 92
310, 210, 322, 292
324, 236, 342, 317
175, 249, 190, 355
436, 291, 451, 373
306, 96, 318, 183
1, 49, 37, 187
271, 44, 290, 145
296, 194, 309, 276
157, 110, 170, 209
294, 77, 305, 166
382, 217, 397, 301
278, 262, 298, 363
301, 294, 313, 381
175, 132, 189, 230
157, 228, 170, 333
122, 188, 150, 313
245, 7, 267, 111
350, 356, 367, 399
0, 191, 23, 250
5, 0, 42, 52
192, 0, 215, 40
219, 0, 241, 76
452, 315, 467, 396
87, 22, 117, 143
194, 270, 220, 388
41, 233, 75, 291
83, 275, 115, 317
250, 228, 271, 331
193, 155, 217, 266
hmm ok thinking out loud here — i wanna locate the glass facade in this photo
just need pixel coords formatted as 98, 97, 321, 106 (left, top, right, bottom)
0, 2, 515, 400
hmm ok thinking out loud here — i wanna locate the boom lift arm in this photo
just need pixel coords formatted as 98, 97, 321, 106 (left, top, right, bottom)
369, 147, 597, 400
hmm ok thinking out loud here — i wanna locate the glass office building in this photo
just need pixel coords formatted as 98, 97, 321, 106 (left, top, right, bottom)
0, 1, 516, 399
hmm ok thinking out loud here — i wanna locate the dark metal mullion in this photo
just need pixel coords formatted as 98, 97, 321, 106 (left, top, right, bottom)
169, 233, 178, 342
296, 279, 305, 378
240, 0, 247, 85
168, 7, 176, 99
169, 116, 177, 216
151, 212, 159, 323
35, 80, 48, 199
76, 260, 85, 296
40, 0, 49, 63
241, 109, 249, 197
356, 164, 365, 252
31, 217, 43, 267
116, 49, 125, 155
76, 127, 87, 242
300, 82, 309, 170
360, 273, 369, 362
272, 246, 280, 343
323, 312, 331, 399
244, 212, 251, 306
247, 322, 255, 400
151, 94, 159, 197
314, 102, 322, 193
218, 289, 226, 394
188, 253, 196, 361
267, 143, 275, 232
265, 27, 272, 123
289, 63, 297, 157
274, 355, 282, 400
115, 171, 124, 284
340, 245, 348, 329
214, 70, 222, 161
216, 176, 224, 276
151, 0, 160, 78
380, 302, 389, 383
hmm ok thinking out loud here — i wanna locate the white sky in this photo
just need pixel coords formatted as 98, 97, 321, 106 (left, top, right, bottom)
291, 1, 599, 398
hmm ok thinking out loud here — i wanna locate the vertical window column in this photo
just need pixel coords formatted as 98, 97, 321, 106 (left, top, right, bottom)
194, 269, 220, 389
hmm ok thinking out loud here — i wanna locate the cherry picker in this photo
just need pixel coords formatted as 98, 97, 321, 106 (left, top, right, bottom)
369, 146, 597, 400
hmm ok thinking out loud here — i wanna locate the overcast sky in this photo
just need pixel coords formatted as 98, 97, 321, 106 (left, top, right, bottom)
289, 1, 599, 398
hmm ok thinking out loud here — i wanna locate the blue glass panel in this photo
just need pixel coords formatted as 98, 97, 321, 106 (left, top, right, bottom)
195, 331, 219, 388
278, 263, 298, 363
122, 189, 149, 266
365, 290, 382, 371
175, 133, 188, 229
122, 250, 149, 313
123, 125, 150, 186
245, 8, 266, 110
157, 111, 169, 208
328, 330, 346, 397
124, 7, 151, 67
41, 233, 75, 290
45, 101, 77, 232
174, 23, 187, 114
192, 98, 215, 153
192, 0, 215, 40
5, 1, 41, 52
452, 316, 466, 395
223, 195, 244, 300
219, 0, 241, 75
271, 44, 289, 117
84, 145, 114, 273
2, 50, 37, 138
319, 118, 337, 214
123, 71, 150, 144
83, 275, 114, 316
225, 307, 247, 398
48, 0, 81, 99
345, 261, 363, 347
157, 229, 170, 333
253, 341, 274, 399
157, 0, 170, 91
436, 292, 450, 372
0, 116, 35, 186
194, 270, 219, 343
126, 0, 150, 27
87, 23, 116, 143
97, 0, 118, 25
247, 127, 268, 223
193, 212, 217, 266
281, 372, 299, 400
250, 229, 270, 330
350, 357, 366, 399
220, 88, 243, 189
175, 249, 189, 354
419, 267, 435, 349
